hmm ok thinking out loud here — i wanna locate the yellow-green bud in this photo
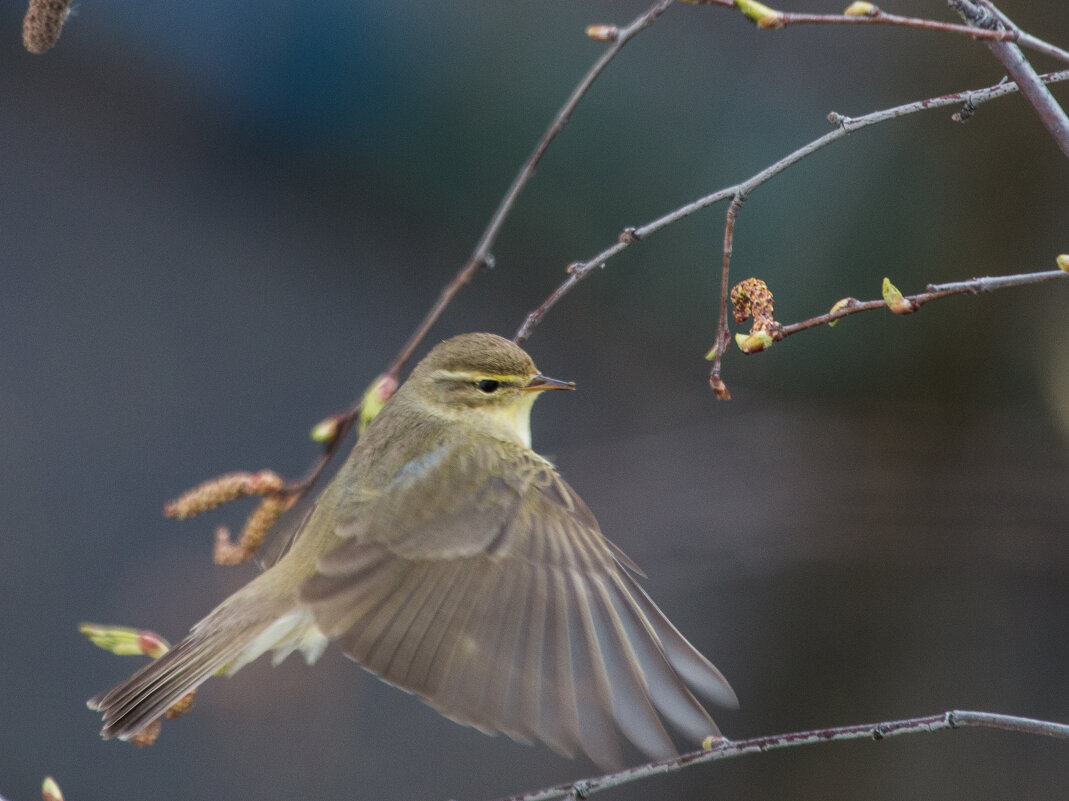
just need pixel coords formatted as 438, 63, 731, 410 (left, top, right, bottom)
585, 24, 618, 42
735, 330, 774, 353
882, 277, 916, 315
827, 297, 852, 326
734, 0, 786, 28
310, 416, 339, 443
843, 2, 878, 16
42, 777, 64, 801
358, 374, 399, 434
79, 623, 171, 658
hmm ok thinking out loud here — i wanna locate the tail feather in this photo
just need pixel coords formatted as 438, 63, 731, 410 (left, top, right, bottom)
88, 626, 254, 740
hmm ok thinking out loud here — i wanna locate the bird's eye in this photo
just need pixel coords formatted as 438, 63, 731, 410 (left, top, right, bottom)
475, 379, 500, 393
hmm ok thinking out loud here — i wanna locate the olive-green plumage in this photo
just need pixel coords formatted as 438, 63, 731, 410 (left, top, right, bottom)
89, 332, 736, 768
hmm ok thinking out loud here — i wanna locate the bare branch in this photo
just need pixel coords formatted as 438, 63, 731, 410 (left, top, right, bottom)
951, 1, 1069, 159
386, 0, 675, 381
764, 269, 1069, 341
514, 70, 1069, 344
490, 710, 1069, 801
708, 0, 1069, 64
708, 195, 745, 399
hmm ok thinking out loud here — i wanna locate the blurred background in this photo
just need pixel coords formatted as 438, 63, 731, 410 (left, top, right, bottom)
1, 0, 1067, 798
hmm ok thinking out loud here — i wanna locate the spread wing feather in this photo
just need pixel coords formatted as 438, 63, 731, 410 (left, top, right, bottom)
300, 440, 734, 768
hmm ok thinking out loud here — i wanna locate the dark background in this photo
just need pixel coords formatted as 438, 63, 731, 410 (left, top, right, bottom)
1, 1, 1067, 799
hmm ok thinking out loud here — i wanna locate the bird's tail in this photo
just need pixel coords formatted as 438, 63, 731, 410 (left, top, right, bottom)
88, 599, 326, 741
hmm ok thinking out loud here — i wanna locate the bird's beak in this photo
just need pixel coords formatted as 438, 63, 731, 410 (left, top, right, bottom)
523, 374, 576, 392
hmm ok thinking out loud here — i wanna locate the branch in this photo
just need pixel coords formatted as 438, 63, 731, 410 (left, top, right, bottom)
684, 0, 1069, 64
490, 710, 1069, 801
729, 268, 1069, 348
385, 0, 674, 384
720, 0, 1069, 64
951, 1, 1069, 159
513, 69, 1069, 346
708, 195, 745, 399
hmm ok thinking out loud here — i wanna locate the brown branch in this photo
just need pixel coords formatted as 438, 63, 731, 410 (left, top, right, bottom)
707, 195, 745, 399
950, 0, 1069, 159
490, 710, 1069, 801
513, 69, 1069, 347
383, 0, 675, 383
718, 0, 1069, 65
756, 269, 1069, 342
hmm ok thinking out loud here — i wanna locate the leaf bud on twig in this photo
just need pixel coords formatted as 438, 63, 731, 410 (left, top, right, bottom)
881, 277, 918, 314
708, 374, 731, 400
585, 24, 619, 42
733, 0, 786, 29
41, 777, 64, 801
827, 297, 854, 326
735, 330, 775, 353
358, 373, 399, 435
79, 623, 172, 658
843, 2, 879, 17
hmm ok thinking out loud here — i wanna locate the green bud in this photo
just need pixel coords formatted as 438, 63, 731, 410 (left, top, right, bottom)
79, 623, 170, 658
42, 777, 64, 801
734, 0, 786, 28
358, 374, 399, 435
882, 277, 916, 315
735, 330, 774, 353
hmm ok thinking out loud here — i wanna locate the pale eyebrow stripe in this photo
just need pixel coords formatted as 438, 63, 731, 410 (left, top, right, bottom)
432, 370, 519, 384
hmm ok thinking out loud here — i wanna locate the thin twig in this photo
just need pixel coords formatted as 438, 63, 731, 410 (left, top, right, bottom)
382, 0, 674, 381
490, 710, 1069, 801
759, 8, 1069, 65
950, 0, 1069, 159
770, 269, 1068, 340
708, 195, 745, 399
513, 69, 1069, 344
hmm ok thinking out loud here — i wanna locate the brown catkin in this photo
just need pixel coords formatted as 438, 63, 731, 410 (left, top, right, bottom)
23, 0, 73, 54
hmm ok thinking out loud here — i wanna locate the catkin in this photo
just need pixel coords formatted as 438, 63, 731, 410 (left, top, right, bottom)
23, 0, 73, 54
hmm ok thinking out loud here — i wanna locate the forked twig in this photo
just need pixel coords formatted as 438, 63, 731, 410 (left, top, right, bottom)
386, 0, 674, 384
950, 0, 1069, 158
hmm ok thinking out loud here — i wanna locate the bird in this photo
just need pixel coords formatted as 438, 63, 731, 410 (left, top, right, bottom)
88, 332, 736, 768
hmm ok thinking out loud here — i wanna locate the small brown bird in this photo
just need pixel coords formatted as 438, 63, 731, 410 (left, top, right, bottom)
89, 332, 736, 768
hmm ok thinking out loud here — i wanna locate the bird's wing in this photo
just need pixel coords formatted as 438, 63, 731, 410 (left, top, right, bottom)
299, 439, 736, 768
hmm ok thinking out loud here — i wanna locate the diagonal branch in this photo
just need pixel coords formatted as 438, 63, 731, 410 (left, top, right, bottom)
385, 0, 675, 382
490, 710, 1069, 801
950, 0, 1069, 159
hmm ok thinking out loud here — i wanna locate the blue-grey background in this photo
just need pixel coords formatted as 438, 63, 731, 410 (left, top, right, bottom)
1, 0, 1067, 799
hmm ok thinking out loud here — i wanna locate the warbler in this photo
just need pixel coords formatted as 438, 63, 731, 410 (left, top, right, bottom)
89, 332, 736, 768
